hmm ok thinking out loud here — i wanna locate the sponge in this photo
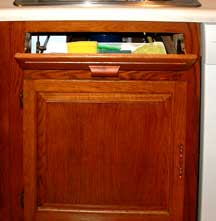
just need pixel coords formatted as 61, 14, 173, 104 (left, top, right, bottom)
67, 41, 97, 54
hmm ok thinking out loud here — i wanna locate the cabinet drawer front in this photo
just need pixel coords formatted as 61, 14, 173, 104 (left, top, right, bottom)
23, 80, 186, 221
16, 53, 198, 72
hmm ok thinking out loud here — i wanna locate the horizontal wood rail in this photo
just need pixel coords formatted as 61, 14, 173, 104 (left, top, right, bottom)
15, 53, 198, 71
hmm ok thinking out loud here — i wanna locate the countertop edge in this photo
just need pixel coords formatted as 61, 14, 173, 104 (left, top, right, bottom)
0, 0, 216, 23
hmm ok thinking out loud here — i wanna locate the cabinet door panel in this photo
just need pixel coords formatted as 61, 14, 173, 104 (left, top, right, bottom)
24, 80, 186, 221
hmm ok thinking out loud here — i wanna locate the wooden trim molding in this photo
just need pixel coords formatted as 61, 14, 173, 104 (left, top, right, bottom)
15, 53, 198, 71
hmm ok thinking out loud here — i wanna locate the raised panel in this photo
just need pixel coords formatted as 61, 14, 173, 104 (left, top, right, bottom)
37, 92, 171, 209
23, 80, 186, 221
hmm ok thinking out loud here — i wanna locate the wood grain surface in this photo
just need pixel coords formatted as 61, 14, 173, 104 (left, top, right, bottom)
23, 80, 187, 221
15, 53, 198, 71
0, 21, 10, 221
0, 21, 201, 221
0, 22, 25, 221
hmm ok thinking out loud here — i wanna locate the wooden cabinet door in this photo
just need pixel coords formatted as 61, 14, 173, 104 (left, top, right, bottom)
23, 79, 186, 221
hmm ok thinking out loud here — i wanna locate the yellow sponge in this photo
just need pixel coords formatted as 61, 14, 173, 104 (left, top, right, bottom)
67, 41, 97, 54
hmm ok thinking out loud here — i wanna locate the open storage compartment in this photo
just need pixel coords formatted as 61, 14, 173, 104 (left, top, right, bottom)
17, 21, 199, 73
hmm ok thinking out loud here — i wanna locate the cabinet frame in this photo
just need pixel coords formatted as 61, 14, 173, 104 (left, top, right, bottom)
14, 21, 200, 221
